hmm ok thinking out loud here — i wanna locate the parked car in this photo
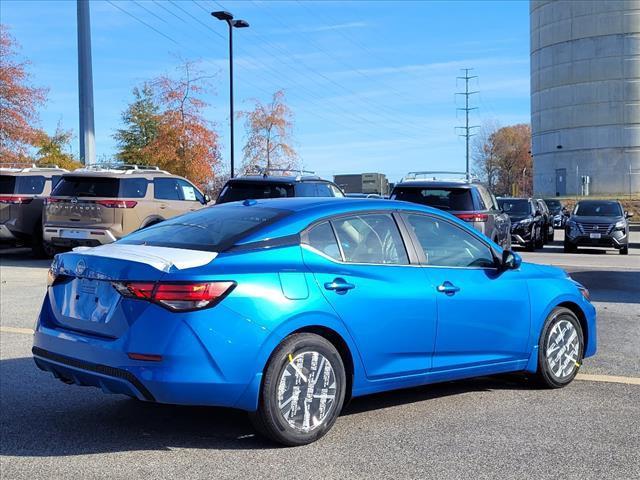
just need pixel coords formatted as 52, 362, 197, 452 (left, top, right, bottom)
564, 200, 632, 254
496, 197, 543, 251
0, 164, 67, 257
216, 170, 344, 204
543, 198, 569, 229
535, 198, 554, 242
33, 197, 595, 446
390, 171, 511, 249
43, 165, 209, 252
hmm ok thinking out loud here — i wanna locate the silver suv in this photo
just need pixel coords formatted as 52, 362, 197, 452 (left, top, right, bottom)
390, 171, 511, 249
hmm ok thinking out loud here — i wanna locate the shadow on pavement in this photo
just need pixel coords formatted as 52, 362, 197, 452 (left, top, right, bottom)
0, 247, 51, 269
0, 356, 534, 456
566, 270, 640, 304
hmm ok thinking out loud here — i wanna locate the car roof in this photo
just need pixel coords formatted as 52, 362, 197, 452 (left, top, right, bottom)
227, 175, 329, 184
498, 197, 531, 201
221, 197, 462, 244
394, 180, 474, 189
60, 170, 181, 180
575, 199, 620, 204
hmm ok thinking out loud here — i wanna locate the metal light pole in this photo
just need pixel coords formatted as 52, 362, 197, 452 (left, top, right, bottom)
212, 11, 249, 178
77, 0, 96, 166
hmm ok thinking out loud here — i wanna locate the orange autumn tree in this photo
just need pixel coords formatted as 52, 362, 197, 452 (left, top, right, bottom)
141, 61, 221, 188
0, 25, 47, 163
240, 90, 297, 175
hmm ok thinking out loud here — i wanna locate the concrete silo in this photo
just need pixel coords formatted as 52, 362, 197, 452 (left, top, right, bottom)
530, 0, 640, 196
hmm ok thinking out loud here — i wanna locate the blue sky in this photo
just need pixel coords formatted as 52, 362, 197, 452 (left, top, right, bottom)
2, 0, 530, 183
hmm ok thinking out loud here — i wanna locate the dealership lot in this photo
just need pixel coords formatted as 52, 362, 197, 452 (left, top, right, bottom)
1, 231, 639, 479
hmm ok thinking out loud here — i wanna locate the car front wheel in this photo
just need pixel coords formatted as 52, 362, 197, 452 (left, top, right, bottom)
249, 333, 346, 446
619, 246, 629, 255
536, 307, 584, 388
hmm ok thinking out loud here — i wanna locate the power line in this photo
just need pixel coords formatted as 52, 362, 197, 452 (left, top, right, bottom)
105, 0, 180, 45
455, 68, 479, 179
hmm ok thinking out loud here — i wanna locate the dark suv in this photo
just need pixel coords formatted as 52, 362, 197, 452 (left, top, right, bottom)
564, 200, 632, 255
497, 197, 543, 251
535, 198, 554, 242
0, 164, 67, 256
543, 198, 569, 229
390, 171, 511, 249
216, 171, 344, 204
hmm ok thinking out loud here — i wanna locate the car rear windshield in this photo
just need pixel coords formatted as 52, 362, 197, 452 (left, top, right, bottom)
497, 199, 531, 216
574, 202, 622, 217
391, 187, 474, 211
118, 206, 288, 252
543, 199, 561, 213
0, 175, 46, 195
217, 181, 294, 204
51, 176, 148, 198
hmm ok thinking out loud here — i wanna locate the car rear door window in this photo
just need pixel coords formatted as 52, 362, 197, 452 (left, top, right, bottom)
1, 175, 47, 195
154, 178, 182, 200
315, 183, 335, 197
294, 183, 318, 197
305, 221, 341, 260
119, 178, 148, 198
404, 214, 495, 268
391, 187, 474, 211
331, 213, 408, 265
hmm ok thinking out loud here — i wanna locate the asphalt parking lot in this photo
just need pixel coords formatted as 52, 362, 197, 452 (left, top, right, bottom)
1, 231, 639, 479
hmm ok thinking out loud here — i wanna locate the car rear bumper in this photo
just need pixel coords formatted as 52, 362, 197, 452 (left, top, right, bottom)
32, 293, 264, 410
43, 226, 117, 246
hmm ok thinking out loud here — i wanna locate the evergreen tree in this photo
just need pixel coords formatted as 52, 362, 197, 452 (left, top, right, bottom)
113, 84, 159, 165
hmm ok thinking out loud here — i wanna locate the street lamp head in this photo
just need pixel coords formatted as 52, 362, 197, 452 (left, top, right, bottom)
232, 19, 250, 28
212, 11, 233, 21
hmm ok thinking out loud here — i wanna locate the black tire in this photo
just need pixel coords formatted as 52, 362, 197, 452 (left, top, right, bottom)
563, 238, 576, 253
619, 246, 629, 255
30, 223, 55, 258
249, 333, 346, 446
525, 238, 535, 252
535, 227, 544, 249
536, 307, 584, 388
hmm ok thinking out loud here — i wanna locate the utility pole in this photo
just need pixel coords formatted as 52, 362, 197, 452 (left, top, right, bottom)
455, 68, 479, 180
77, 0, 96, 165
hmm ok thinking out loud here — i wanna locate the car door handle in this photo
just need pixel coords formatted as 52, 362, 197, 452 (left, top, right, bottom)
324, 278, 355, 293
159, 204, 167, 210
436, 281, 460, 295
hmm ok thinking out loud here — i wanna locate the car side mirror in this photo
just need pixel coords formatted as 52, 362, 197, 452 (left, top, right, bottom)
203, 194, 211, 204
500, 250, 521, 270
535, 210, 542, 217
625, 211, 633, 219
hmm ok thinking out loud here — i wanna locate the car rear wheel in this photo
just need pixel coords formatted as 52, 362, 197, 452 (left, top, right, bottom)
536, 307, 584, 388
249, 333, 346, 446
563, 239, 577, 253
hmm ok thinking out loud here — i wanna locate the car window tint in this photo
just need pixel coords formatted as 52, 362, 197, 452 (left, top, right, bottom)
305, 221, 341, 260
497, 199, 531, 215
5, 175, 46, 195
119, 178, 148, 198
405, 214, 495, 268
295, 183, 318, 197
391, 187, 474, 211
119, 206, 288, 252
154, 178, 182, 200
0, 175, 16, 194
176, 179, 202, 202
52, 176, 120, 197
315, 183, 334, 197
574, 202, 622, 216
329, 184, 344, 197
477, 186, 494, 210
332, 214, 408, 265
217, 182, 294, 203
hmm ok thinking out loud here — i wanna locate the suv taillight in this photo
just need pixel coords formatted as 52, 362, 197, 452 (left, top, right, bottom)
0, 196, 33, 205
455, 213, 488, 222
96, 200, 137, 208
112, 281, 236, 311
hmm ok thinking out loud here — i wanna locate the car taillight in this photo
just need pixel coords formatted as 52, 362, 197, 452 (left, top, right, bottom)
0, 195, 33, 204
455, 213, 489, 222
96, 200, 137, 208
44, 197, 64, 205
112, 281, 236, 311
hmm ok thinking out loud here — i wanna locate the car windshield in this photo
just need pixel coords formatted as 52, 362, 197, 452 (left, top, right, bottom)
217, 181, 294, 204
574, 202, 622, 217
391, 187, 474, 211
118, 206, 288, 251
0, 175, 46, 195
498, 199, 530, 215
51, 176, 147, 198
544, 199, 562, 213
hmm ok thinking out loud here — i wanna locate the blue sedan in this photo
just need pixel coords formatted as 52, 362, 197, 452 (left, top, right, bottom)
33, 198, 596, 446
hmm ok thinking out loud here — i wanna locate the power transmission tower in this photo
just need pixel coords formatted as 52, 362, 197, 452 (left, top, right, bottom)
455, 68, 479, 180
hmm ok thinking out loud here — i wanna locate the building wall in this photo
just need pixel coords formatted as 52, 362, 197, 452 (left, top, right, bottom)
333, 173, 389, 195
531, 0, 640, 195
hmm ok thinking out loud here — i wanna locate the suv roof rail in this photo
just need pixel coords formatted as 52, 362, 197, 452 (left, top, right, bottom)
71, 163, 170, 175
0, 163, 67, 173
401, 171, 478, 183
240, 167, 321, 181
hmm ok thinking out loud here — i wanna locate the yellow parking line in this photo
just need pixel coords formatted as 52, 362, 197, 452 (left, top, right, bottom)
576, 373, 640, 386
0, 326, 34, 335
